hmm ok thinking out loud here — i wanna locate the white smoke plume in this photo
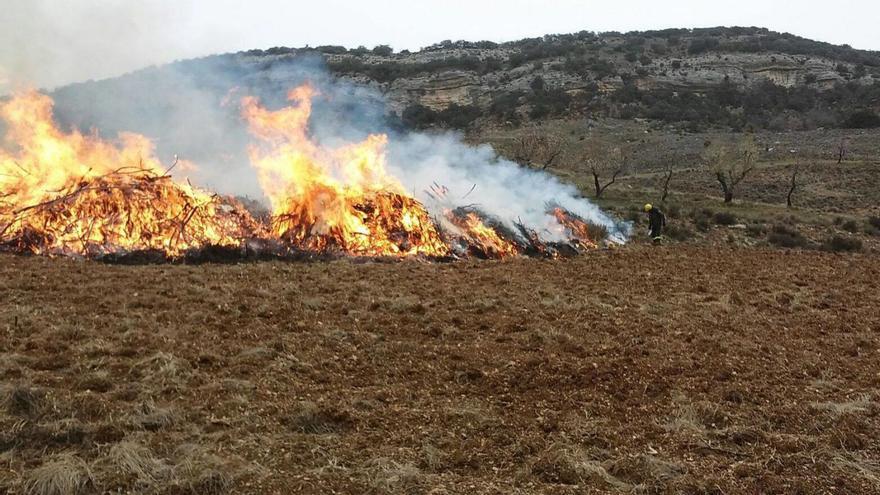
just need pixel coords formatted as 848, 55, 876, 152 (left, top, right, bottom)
46, 53, 628, 243
387, 133, 627, 243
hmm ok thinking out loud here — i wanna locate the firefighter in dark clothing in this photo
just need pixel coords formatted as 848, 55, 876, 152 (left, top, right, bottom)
644, 204, 666, 244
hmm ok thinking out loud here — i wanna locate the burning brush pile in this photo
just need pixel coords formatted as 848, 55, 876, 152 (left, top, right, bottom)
0, 87, 616, 262
0, 91, 260, 259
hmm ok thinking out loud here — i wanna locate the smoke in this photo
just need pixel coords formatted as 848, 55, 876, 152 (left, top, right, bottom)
0, 1, 236, 94
386, 134, 626, 242
45, 53, 627, 242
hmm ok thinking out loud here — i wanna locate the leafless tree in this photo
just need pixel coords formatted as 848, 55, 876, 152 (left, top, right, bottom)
703, 135, 758, 203
837, 137, 849, 164
786, 164, 799, 208
511, 130, 566, 170
581, 139, 627, 199
659, 156, 674, 203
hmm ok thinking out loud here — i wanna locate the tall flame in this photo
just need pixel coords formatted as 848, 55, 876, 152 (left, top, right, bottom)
448, 211, 521, 259
0, 88, 607, 261
0, 91, 254, 257
241, 85, 448, 257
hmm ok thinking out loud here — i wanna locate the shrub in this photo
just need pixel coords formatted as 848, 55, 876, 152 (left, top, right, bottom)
665, 204, 682, 219
23, 455, 95, 495
768, 224, 810, 248
841, 219, 861, 233
588, 223, 609, 243
688, 37, 720, 55
844, 110, 880, 129
822, 235, 863, 252
665, 223, 694, 241
401, 104, 438, 128
626, 210, 642, 225
713, 211, 738, 225
867, 217, 880, 236
401, 103, 481, 130
371, 45, 394, 56
437, 104, 482, 129
689, 208, 713, 232
694, 217, 711, 232
746, 223, 767, 237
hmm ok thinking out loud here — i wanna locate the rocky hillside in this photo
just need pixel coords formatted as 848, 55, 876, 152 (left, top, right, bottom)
52, 27, 880, 133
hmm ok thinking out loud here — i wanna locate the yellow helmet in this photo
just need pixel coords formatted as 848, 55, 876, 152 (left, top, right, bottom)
644, 203, 652, 212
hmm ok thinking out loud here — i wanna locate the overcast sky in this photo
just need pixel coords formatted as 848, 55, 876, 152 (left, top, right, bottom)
1, 0, 878, 93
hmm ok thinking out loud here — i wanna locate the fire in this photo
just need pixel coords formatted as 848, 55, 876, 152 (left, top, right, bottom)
0, 87, 612, 261
241, 85, 448, 257
0, 91, 255, 257
551, 207, 599, 249
447, 211, 521, 259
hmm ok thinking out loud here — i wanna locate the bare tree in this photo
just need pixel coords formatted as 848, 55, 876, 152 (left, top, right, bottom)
510, 129, 566, 170
703, 135, 758, 203
837, 137, 849, 164
659, 156, 674, 203
786, 164, 799, 208
581, 138, 627, 199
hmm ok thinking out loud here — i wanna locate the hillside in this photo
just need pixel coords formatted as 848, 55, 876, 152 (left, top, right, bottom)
53, 27, 880, 133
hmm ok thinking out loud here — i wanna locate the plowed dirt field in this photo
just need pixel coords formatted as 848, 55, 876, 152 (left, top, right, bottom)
1, 246, 879, 494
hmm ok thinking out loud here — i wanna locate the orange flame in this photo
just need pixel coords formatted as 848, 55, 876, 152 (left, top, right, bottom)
241, 84, 448, 257
551, 207, 597, 249
0, 91, 254, 257
448, 211, 521, 259
0, 88, 604, 261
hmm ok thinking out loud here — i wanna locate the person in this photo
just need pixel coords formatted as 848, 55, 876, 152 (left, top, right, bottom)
644, 204, 666, 244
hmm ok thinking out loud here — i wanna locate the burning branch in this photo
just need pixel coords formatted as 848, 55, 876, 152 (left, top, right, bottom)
1, 88, 619, 262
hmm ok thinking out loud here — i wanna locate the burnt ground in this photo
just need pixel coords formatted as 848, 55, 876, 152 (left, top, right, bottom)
1, 246, 879, 494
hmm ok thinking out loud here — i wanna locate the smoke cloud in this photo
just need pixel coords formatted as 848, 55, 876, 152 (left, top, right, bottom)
43, 53, 627, 242
0, 1, 237, 94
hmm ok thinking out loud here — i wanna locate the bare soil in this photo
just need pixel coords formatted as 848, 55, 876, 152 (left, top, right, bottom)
1, 246, 879, 494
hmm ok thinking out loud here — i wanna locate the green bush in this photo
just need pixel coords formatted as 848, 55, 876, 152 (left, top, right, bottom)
688, 37, 720, 55
822, 235, 863, 252
844, 110, 880, 129
371, 45, 394, 56
768, 224, 810, 248
401, 103, 481, 130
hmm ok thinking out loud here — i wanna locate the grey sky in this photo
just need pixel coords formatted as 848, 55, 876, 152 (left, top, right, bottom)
1, 0, 878, 92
